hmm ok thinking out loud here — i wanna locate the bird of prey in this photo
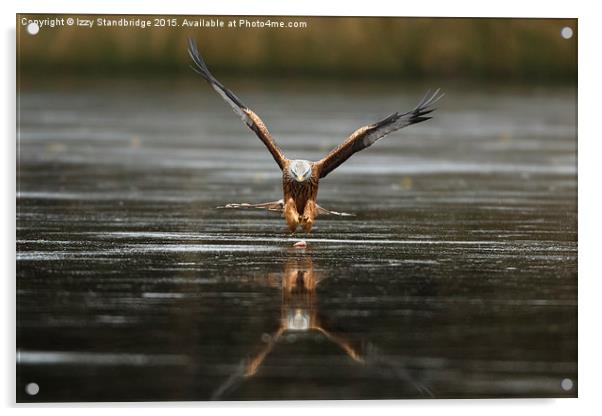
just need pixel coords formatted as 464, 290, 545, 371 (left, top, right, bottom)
187, 38, 443, 233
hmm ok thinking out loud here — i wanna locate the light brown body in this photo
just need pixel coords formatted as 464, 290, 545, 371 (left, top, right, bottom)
282, 162, 320, 233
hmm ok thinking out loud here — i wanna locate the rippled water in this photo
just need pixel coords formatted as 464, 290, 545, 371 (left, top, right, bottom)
16, 78, 577, 401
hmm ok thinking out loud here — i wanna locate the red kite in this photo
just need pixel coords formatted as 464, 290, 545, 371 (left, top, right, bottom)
188, 38, 443, 233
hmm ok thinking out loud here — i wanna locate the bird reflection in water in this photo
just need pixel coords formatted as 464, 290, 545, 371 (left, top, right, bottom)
212, 253, 431, 400
243, 255, 363, 380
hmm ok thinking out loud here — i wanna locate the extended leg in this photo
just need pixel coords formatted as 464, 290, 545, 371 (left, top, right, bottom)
301, 200, 317, 233
283, 198, 300, 233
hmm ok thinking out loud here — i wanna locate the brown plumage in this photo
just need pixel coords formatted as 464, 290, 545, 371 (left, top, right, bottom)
281, 162, 320, 232
188, 38, 443, 233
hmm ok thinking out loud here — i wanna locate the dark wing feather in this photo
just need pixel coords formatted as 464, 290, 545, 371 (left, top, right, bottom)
187, 38, 287, 170
316, 89, 444, 179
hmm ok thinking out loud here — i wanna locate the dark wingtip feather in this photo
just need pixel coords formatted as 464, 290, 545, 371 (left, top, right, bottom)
186, 38, 248, 109
408, 89, 444, 124
188, 64, 203, 76
424, 89, 444, 108
187, 37, 213, 81
420, 88, 444, 110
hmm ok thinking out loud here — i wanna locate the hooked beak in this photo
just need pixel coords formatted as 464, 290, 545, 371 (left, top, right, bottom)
296, 174, 304, 181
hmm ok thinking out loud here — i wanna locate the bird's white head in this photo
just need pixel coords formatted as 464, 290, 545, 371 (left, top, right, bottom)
289, 160, 313, 182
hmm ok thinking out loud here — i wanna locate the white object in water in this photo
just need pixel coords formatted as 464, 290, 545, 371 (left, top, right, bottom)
293, 240, 307, 248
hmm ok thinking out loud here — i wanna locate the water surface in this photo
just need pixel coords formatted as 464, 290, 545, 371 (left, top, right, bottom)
16, 78, 577, 401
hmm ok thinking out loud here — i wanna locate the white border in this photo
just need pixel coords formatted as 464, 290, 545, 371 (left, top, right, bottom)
3, 0, 600, 414
10, 0, 581, 18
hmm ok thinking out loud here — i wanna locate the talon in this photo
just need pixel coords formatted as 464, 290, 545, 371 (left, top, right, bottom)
302, 218, 314, 233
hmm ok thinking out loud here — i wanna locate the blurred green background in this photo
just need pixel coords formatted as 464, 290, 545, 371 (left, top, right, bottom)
17, 15, 576, 82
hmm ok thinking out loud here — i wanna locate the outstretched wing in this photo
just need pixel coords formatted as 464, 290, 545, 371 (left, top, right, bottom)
315, 89, 444, 178
216, 200, 284, 212
187, 38, 287, 170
